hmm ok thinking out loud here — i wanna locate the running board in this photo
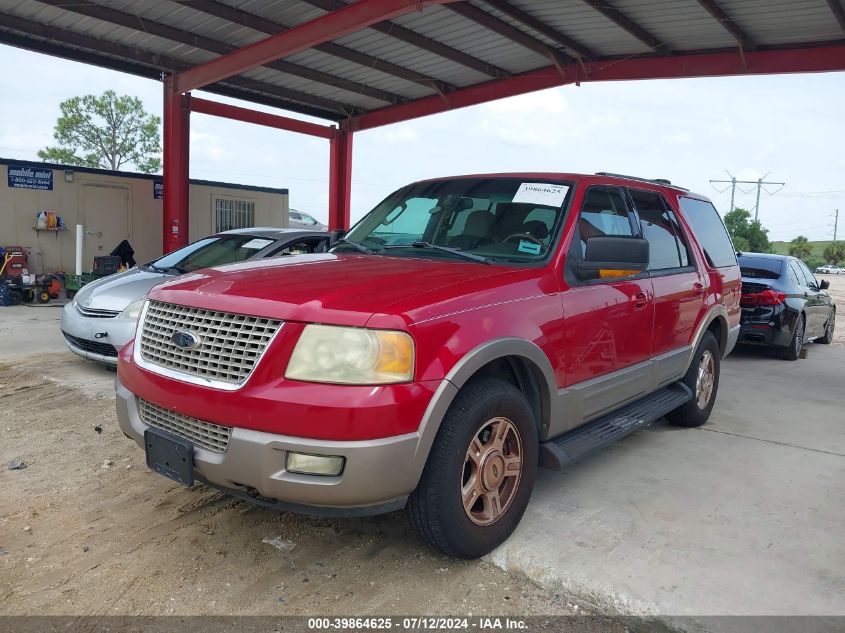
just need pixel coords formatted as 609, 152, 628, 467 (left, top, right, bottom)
539, 383, 692, 471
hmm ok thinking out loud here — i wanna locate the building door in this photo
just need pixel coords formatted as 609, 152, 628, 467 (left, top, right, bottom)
82, 184, 130, 271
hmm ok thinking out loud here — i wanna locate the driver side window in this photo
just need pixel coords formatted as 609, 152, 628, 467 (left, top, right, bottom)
576, 186, 633, 256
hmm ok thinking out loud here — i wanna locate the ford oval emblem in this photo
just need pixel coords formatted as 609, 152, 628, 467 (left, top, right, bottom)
171, 330, 201, 350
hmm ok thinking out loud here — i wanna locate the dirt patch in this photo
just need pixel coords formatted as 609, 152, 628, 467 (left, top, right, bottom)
0, 362, 580, 617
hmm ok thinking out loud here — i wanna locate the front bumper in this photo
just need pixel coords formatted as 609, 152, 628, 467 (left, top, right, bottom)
61, 303, 137, 365
115, 376, 427, 514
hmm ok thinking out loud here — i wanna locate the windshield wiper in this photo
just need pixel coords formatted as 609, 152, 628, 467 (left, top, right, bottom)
333, 238, 375, 254
384, 241, 491, 265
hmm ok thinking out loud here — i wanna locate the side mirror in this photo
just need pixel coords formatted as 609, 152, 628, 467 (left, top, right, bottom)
820, 279, 830, 290
576, 236, 649, 280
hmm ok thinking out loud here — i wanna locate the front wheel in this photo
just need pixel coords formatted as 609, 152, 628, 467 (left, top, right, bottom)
666, 331, 720, 428
407, 378, 538, 559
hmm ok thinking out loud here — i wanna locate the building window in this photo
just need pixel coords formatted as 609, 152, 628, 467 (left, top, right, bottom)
214, 198, 255, 232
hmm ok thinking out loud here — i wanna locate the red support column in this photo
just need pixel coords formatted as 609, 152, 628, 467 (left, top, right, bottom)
162, 75, 190, 254
328, 126, 353, 232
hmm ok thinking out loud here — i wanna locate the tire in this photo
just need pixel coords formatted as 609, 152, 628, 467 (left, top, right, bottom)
407, 377, 538, 559
22, 288, 35, 303
776, 313, 805, 361
817, 310, 835, 345
9, 290, 22, 306
666, 331, 720, 428
37, 290, 50, 304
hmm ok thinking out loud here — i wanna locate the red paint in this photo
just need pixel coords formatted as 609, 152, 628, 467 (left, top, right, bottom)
349, 45, 845, 131
162, 78, 190, 253
190, 97, 334, 139
121, 173, 741, 441
741, 289, 787, 306
328, 127, 353, 231
175, 0, 460, 93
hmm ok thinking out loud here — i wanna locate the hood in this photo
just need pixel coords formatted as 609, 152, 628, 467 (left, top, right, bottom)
75, 267, 169, 312
148, 253, 516, 326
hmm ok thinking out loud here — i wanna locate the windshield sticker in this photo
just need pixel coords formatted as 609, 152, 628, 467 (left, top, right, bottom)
512, 183, 569, 208
517, 240, 542, 255
241, 238, 274, 250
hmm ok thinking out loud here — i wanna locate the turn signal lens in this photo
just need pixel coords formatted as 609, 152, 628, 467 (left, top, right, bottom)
598, 268, 642, 278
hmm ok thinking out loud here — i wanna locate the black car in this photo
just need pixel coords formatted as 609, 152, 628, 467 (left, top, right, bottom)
737, 253, 836, 360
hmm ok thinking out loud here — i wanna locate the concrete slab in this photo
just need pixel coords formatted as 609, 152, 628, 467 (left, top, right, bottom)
0, 304, 116, 398
489, 344, 845, 617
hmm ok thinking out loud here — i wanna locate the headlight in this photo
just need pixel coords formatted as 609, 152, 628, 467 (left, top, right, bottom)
285, 324, 414, 385
119, 297, 147, 320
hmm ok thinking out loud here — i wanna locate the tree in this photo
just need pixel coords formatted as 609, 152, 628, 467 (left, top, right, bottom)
38, 90, 161, 173
822, 242, 845, 265
723, 207, 771, 253
788, 235, 813, 260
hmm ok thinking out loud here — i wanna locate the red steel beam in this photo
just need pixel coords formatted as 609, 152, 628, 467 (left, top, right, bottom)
349, 44, 845, 131
328, 128, 353, 231
175, 0, 459, 94
190, 97, 335, 139
162, 77, 191, 253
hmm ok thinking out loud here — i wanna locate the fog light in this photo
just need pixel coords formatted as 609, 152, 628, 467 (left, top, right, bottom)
285, 452, 345, 476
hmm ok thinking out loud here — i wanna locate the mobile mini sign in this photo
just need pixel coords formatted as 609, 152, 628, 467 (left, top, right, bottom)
7, 165, 54, 191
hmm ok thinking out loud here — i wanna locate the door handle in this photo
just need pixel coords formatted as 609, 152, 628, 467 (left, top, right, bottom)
631, 291, 649, 309
692, 282, 704, 295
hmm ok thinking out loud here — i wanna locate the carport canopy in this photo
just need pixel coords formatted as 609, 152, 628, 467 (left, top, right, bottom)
2, 0, 844, 251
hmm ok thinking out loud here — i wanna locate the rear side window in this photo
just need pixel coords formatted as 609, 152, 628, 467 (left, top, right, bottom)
629, 189, 690, 271
678, 197, 737, 268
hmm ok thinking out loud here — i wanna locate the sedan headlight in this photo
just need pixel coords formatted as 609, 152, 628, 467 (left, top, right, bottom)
285, 324, 414, 385
119, 297, 147, 320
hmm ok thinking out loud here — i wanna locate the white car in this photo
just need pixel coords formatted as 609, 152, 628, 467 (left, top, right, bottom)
289, 209, 327, 231
816, 265, 842, 274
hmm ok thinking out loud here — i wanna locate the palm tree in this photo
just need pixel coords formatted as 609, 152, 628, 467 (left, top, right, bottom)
788, 235, 813, 261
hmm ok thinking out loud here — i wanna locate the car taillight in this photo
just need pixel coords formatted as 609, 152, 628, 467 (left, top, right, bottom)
741, 289, 786, 306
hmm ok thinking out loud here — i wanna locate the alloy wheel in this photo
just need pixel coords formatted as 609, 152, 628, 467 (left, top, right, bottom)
695, 350, 715, 410
461, 417, 523, 526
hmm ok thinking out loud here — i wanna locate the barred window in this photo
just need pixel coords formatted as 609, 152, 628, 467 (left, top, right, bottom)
214, 198, 255, 232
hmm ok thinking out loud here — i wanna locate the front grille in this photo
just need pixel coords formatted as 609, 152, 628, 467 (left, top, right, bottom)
76, 304, 120, 318
138, 301, 282, 385
138, 398, 231, 453
63, 332, 118, 357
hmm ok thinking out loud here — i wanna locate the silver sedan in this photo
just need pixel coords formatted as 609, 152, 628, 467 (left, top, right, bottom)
61, 227, 329, 365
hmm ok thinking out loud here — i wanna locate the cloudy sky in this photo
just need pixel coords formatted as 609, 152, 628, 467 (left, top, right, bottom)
1, 44, 843, 242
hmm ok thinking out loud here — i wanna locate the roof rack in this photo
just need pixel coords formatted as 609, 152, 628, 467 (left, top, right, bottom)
595, 172, 688, 191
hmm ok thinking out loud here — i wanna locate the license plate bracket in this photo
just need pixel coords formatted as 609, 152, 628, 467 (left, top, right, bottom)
144, 427, 194, 486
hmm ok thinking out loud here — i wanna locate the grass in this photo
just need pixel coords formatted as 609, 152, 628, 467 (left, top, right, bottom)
770, 240, 835, 259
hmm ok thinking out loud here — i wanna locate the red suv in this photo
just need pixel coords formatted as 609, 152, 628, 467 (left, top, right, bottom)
116, 173, 740, 559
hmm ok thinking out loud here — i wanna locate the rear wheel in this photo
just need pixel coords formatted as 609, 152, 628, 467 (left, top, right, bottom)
666, 331, 720, 428
777, 313, 804, 360
37, 290, 50, 304
407, 378, 537, 559
817, 310, 835, 345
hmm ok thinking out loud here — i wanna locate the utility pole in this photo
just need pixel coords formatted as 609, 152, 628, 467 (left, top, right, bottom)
709, 172, 785, 220
834, 209, 839, 243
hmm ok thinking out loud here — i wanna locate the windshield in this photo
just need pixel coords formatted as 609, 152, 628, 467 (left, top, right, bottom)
337, 178, 573, 263
149, 235, 275, 272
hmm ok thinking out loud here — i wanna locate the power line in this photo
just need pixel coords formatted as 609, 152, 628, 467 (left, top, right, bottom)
709, 171, 785, 221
